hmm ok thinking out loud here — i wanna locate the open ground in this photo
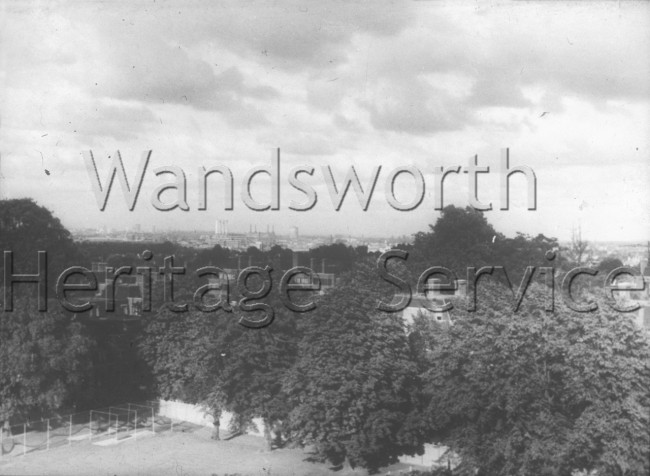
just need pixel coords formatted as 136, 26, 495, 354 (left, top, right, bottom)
0, 426, 426, 476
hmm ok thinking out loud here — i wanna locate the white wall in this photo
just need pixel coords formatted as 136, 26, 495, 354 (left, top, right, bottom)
156, 400, 265, 436
158, 399, 447, 467
400, 444, 448, 468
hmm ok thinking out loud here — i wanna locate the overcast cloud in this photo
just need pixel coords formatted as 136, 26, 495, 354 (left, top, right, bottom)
0, 0, 648, 241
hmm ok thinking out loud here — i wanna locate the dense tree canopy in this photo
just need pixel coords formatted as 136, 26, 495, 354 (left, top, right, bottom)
0, 198, 77, 263
597, 256, 625, 275
0, 199, 94, 423
5, 198, 644, 476
138, 282, 303, 446
283, 261, 425, 472
410, 206, 560, 286
0, 298, 93, 423
1, 198, 80, 301
216, 301, 300, 446
415, 282, 650, 476
412, 205, 500, 272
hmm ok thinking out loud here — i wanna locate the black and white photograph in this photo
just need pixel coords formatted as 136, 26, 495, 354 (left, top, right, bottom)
0, 1, 649, 475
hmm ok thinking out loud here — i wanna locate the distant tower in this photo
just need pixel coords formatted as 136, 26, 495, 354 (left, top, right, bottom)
290, 226, 299, 240
215, 220, 220, 235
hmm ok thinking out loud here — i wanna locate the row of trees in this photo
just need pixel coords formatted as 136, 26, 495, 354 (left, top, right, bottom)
414, 281, 649, 475
1, 198, 648, 475
136, 261, 426, 472
134, 208, 650, 475
0, 198, 369, 423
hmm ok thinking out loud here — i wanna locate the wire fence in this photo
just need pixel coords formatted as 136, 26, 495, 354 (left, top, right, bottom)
0, 401, 201, 459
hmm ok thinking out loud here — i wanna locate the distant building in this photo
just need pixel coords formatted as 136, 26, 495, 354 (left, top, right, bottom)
400, 295, 453, 326
215, 219, 229, 236
82, 262, 155, 320
398, 278, 467, 327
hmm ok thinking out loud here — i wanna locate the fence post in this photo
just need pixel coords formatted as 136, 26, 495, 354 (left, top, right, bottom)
22, 423, 26, 456
69, 414, 72, 446
134, 410, 137, 440
152, 408, 155, 433
46, 419, 49, 451
89, 412, 93, 442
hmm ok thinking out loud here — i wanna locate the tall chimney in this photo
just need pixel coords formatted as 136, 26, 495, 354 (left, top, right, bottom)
293, 252, 299, 268
321, 259, 326, 274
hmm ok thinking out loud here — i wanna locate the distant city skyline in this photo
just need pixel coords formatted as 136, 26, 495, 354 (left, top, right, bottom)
1, 2, 648, 242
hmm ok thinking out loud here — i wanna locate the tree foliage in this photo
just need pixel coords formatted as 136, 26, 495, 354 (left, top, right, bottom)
0, 198, 77, 262
138, 285, 302, 446
217, 301, 300, 445
138, 307, 226, 437
416, 282, 650, 476
0, 199, 95, 423
0, 298, 92, 423
412, 205, 499, 272
0, 198, 79, 299
283, 261, 425, 472
597, 256, 625, 275
411, 206, 560, 285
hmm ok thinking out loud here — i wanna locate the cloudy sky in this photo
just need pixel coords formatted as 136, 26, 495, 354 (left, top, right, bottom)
1, 0, 648, 241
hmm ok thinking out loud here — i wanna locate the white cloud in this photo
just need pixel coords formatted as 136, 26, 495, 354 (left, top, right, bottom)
0, 1, 648, 241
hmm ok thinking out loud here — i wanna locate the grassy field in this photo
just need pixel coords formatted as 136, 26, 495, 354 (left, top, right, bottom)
0, 426, 426, 476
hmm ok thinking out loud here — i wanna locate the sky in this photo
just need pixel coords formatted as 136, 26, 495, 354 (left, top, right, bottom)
0, 0, 649, 241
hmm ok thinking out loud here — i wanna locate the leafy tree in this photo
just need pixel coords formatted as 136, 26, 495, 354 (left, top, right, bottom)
494, 233, 560, 281
283, 261, 425, 473
0, 297, 93, 425
0, 198, 77, 261
138, 307, 226, 438
308, 243, 359, 272
216, 300, 300, 447
267, 244, 294, 270
138, 277, 303, 446
0, 199, 99, 423
82, 320, 153, 408
597, 256, 625, 275
190, 244, 234, 269
410, 207, 560, 286
0, 198, 79, 297
417, 281, 650, 476
411, 205, 501, 274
